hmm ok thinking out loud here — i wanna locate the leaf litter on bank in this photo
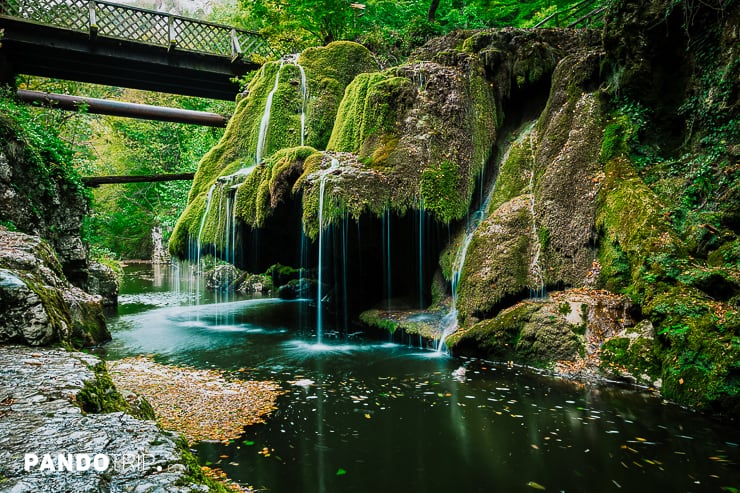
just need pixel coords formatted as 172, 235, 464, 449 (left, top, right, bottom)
107, 356, 283, 444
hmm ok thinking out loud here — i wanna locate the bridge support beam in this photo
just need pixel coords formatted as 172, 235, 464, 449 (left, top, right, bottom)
16, 90, 228, 127
82, 173, 196, 187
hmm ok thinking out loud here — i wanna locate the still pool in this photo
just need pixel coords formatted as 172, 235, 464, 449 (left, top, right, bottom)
101, 264, 740, 492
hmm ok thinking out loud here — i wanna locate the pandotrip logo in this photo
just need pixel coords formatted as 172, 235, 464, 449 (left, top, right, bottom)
23, 453, 165, 473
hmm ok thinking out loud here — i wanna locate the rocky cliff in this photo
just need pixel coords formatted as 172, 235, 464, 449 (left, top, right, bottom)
0, 99, 115, 347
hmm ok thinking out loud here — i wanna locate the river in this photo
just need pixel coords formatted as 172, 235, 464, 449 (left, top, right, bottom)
100, 264, 740, 492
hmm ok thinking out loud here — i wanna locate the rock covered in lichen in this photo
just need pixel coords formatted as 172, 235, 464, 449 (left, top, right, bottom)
0, 229, 109, 346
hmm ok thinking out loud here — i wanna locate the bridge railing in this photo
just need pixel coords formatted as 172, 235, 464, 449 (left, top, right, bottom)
533, 0, 607, 28
0, 0, 271, 60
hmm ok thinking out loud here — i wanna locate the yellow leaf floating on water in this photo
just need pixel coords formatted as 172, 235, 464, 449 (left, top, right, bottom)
527, 481, 546, 490
364, 413, 372, 419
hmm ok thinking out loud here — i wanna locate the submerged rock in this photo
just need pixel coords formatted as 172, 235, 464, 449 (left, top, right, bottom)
0, 345, 210, 492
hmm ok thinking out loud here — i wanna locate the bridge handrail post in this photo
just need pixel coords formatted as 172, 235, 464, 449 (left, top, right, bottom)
88, 0, 98, 39
167, 14, 176, 51
230, 28, 242, 62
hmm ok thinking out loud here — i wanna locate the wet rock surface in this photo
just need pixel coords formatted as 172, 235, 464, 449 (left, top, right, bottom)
0, 345, 208, 493
0, 230, 109, 346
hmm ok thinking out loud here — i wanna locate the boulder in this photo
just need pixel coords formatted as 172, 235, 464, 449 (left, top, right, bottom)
0, 229, 109, 346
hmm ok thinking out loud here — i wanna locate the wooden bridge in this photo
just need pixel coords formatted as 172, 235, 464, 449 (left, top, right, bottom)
0, 0, 270, 100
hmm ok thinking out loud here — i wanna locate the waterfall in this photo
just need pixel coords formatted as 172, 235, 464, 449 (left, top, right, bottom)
316, 157, 340, 344
526, 130, 545, 299
256, 61, 284, 165
437, 123, 537, 352
296, 60, 307, 146
195, 184, 217, 305
382, 209, 392, 310
418, 200, 425, 309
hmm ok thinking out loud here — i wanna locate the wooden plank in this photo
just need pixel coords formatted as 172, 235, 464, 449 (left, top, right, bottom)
83, 173, 195, 187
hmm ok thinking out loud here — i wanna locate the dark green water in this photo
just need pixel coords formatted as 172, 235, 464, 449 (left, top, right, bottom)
102, 264, 740, 492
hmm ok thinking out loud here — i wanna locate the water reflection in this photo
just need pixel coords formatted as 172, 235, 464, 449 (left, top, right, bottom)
104, 265, 740, 493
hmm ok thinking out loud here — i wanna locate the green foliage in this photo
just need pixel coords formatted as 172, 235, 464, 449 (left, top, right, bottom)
84, 90, 226, 259
558, 302, 571, 315
0, 88, 88, 203
238, 0, 358, 47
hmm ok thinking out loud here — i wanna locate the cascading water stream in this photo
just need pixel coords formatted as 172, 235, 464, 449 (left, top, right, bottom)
526, 129, 545, 299
256, 61, 284, 165
316, 157, 340, 344
437, 123, 537, 352
195, 184, 217, 307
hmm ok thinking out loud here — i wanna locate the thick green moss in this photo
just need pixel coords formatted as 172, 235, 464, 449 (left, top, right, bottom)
327, 73, 412, 160
173, 437, 235, 492
172, 43, 377, 258
359, 309, 442, 341
456, 198, 532, 325
597, 155, 739, 412
446, 302, 535, 358
420, 161, 467, 222
77, 361, 154, 420
449, 300, 581, 366
299, 41, 380, 149
646, 287, 739, 411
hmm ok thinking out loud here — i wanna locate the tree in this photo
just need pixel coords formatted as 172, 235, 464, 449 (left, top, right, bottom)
239, 0, 357, 46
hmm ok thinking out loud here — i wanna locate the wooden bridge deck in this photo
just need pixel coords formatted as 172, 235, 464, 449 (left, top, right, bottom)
0, 0, 270, 99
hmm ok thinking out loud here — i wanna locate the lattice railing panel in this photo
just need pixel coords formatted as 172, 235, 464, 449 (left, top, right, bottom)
173, 19, 230, 55
13, 0, 87, 30
95, 2, 169, 46
0, 0, 270, 58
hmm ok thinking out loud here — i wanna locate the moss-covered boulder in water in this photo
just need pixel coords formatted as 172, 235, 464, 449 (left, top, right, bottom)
454, 195, 532, 326
448, 300, 581, 366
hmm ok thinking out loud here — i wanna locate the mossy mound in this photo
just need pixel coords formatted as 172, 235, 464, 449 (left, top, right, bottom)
448, 300, 582, 366
298, 41, 380, 148
455, 195, 532, 326
171, 42, 377, 257
597, 142, 739, 412
359, 308, 444, 342
321, 59, 497, 227
452, 51, 604, 326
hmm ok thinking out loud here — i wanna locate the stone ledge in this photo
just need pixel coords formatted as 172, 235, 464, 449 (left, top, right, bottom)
0, 345, 209, 493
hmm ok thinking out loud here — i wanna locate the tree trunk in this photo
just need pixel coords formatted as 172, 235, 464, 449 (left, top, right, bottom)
427, 0, 441, 22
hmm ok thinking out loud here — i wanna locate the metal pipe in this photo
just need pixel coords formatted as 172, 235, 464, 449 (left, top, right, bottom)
82, 172, 195, 187
16, 89, 228, 127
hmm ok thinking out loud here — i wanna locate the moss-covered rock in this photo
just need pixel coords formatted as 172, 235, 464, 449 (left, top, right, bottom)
316, 58, 497, 228
600, 319, 662, 387
359, 308, 444, 341
171, 42, 377, 258
447, 301, 580, 366
299, 41, 381, 149
0, 229, 109, 347
76, 360, 155, 420
454, 195, 532, 325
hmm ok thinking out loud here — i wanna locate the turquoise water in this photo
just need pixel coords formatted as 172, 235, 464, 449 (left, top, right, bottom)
102, 264, 740, 492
